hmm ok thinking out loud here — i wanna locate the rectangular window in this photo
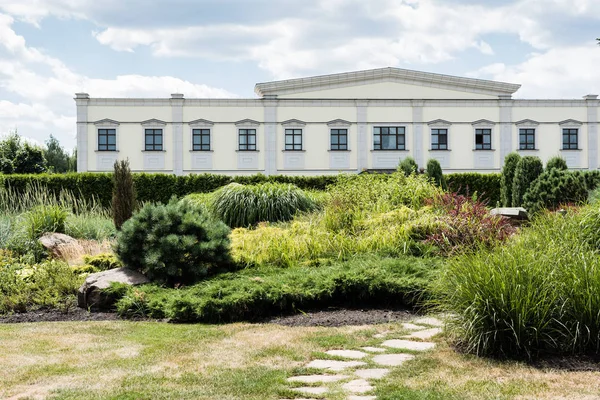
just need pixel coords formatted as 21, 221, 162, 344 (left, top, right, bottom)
330, 129, 348, 151
431, 128, 448, 150
238, 129, 257, 151
562, 128, 578, 150
285, 129, 303, 151
145, 129, 163, 151
373, 126, 405, 150
98, 129, 116, 151
519, 128, 535, 150
475, 128, 492, 150
192, 129, 211, 151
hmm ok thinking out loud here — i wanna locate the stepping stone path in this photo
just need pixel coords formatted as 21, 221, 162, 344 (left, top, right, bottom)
281, 315, 443, 399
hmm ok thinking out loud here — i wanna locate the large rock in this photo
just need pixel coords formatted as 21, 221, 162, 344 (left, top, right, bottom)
39, 232, 84, 259
78, 268, 150, 310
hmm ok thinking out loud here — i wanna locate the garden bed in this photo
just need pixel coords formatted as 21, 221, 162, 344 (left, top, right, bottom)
264, 307, 414, 327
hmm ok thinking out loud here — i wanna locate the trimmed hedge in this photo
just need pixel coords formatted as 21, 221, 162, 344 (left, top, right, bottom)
0, 173, 338, 208
446, 173, 501, 206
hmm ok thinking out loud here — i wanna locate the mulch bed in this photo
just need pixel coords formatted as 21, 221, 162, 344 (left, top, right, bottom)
263, 307, 414, 327
0, 308, 121, 323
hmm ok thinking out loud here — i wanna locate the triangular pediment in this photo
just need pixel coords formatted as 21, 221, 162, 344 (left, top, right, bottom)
189, 118, 214, 126
427, 119, 452, 126
558, 119, 583, 126
515, 119, 539, 126
93, 118, 120, 126
255, 67, 521, 100
234, 119, 260, 126
141, 119, 167, 126
327, 119, 351, 126
471, 119, 495, 126
281, 119, 306, 126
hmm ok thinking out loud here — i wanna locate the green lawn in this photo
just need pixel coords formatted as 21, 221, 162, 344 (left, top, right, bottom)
1, 319, 599, 400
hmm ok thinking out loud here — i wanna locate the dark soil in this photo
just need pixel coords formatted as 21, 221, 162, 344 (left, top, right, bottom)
0, 308, 121, 323
530, 355, 600, 372
263, 307, 414, 327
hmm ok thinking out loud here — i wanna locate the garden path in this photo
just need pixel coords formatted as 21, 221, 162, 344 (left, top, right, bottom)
281, 317, 444, 400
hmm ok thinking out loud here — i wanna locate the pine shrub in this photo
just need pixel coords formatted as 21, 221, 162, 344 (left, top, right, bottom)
500, 152, 521, 207
211, 182, 318, 228
545, 156, 568, 172
112, 159, 136, 230
425, 159, 446, 189
523, 169, 588, 214
398, 157, 418, 176
115, 199, 231, 285
512, 156, 543, 207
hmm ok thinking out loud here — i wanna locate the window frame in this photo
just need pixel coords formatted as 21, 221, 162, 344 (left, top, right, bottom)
192, 128, 211, 151
430, 128, 448, 150
475, 128, 492, 150
97, 128, 117, 152
284, 128, 303, 151
330, 128, 349, 151
373, 126, 406, 151
238, 128, 258, 151
562, 128, 579, 150
144, 128, 164, 152
518, 128, 536, 150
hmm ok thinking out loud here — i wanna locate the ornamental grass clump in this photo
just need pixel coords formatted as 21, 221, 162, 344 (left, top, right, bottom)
211, 182, 318, 228
115, 199, 231, 286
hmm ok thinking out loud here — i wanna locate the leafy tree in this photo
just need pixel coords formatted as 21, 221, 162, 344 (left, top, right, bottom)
112, 159, 137, 230
500, 152, 521, 207
426, 158, 447, 189
512, 156, 543, 208
0, 131, 47, 174
545, 156, 568, 172
398, 157, 418, 176
44, 135, 72, 173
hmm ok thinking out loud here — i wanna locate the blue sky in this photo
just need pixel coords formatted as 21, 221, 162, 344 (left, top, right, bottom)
0, 0, 599, 150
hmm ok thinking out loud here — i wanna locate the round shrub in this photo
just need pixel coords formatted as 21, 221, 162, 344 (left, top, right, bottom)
523, 169, 588, 214
211, 182, 318, 228
545, 156, 568, 172
512, 156, 543, 208
115, 199, 231, 285
425, 158, 446, 190
500, 152, 521, 207
397, 157, 418, 176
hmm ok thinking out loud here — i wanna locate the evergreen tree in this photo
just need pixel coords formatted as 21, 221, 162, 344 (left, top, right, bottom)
500, 152, 521, 207
426, 158, 447, 189
398, 157, 418, 176
512, 156, 543, 208
112, 159, 137, 230
545, 156, 568, 172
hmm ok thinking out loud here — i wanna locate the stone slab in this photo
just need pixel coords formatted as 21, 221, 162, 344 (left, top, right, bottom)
404, 328, 442, 340
287, 375, 349, 383
373, 330, 390, 338
354, 368, 390, 379
402, 323, 426, 331
413, 317, 444, 327
342, 379, 373, 394
306, 359, 367, 371
326, 350, 368, 359
381, 339, 436, 351
373, 353, 415, 366
360, 346, 386, 353
291, 386, 328, 395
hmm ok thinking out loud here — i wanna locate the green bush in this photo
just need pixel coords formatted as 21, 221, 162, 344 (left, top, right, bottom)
115, 199, 232, 285
523, 170, 588, 214
112, 159, 136, 230
512, 156, 543, 207
211, 182, 318, 228
446, 173, 501, 205
398, 157, 418, 176
20, 205, 68, 240
500, 152, 521, 207
425, 159, 446, 189
83, 253, 122, 271
434, 209, 600, 358
545, 156, 568, 171
113, 256, 440, 323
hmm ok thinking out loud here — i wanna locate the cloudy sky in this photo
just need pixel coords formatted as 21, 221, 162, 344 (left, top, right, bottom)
0, 0, 599, 150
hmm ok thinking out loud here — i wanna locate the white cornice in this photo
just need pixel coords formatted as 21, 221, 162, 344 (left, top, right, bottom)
471, 119, 496, 126
254, 67, 521, 98
326, 119, 352, 126
558, 119, 583, 126
427, 119, 452, 126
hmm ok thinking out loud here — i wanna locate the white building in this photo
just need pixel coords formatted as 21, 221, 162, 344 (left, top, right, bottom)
75, 67, 599, 175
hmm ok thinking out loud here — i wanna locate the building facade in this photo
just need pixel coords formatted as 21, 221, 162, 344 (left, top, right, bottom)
75, 67, 599, 175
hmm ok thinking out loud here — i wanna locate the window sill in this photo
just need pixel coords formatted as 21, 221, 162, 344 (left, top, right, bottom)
236, 150, 260, 152
282, 150, 306, 152
189, 150, 214, 152
95, 150, 119, 153
560, 148, 583, 151
142, 150, 166, 152
517, 149, 539, 152
472, 149, 496, 151
370, 149, 409, 152
428, 149, 451, 152
328, 149, 351, 152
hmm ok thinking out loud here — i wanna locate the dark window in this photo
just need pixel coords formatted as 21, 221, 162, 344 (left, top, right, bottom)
431, 128, 448, 150
285, 129, 302, 151
145, 129, 163, 151
475, 128, 492, 150
519, 128, 535, 150
98, 129, 116, 151
373, 126, 405, 150
192, 129, 210, 151
239, 129, 257, 151
562, 128, 578, 150
330, 129, 348, 151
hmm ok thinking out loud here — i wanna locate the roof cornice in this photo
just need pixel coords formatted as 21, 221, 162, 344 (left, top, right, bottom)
254, 67, 521, 98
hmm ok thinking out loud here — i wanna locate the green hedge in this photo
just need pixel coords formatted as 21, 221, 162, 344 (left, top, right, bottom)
0, 173, 338, 208
446, 173, 501, 206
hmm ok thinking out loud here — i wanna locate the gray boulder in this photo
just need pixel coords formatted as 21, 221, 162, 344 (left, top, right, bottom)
39, 232, 83, 259
78, 268, 150, 310
490, 207, 528, 221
